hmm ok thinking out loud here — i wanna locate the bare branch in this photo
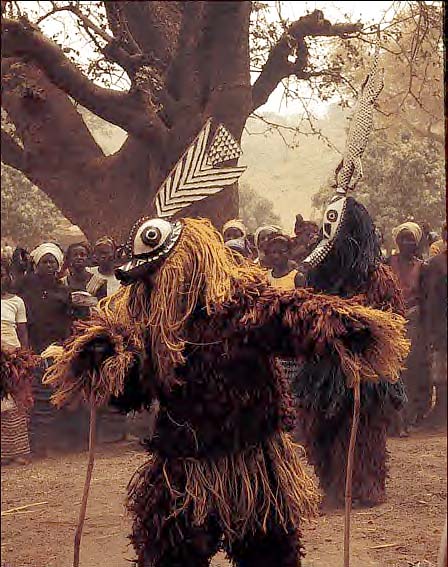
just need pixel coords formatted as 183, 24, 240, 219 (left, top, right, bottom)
35, 4, 148, 76
1, 17, 167, 144
105, 2, 183, 71
251, 9, 362, 111
401, 116, 444, 144
104, 2, 142, 56
36, 4, 112, 44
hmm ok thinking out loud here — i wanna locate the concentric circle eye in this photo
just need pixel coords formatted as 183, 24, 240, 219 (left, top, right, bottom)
326, 209, 338, 222
132, 218, 175, 257
141, 227, 161, 246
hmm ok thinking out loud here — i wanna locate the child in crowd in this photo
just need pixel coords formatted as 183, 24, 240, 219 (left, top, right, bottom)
88, 237, 121, 296
62, 242, 107, 320
264, 234, 303, 290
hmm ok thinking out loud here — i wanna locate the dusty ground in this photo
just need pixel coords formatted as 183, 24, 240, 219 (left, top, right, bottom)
1, 429, 446, 567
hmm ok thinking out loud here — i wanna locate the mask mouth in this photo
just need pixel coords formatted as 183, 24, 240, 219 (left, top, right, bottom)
302, 238, 334, 269
115, 258, 159, 285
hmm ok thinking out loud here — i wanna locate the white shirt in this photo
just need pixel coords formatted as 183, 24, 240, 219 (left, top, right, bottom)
87, 266, 121, 296
1, 294, 27, 350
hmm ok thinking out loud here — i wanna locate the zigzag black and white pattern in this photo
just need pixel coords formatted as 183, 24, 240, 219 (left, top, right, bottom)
155, 119, 246, 218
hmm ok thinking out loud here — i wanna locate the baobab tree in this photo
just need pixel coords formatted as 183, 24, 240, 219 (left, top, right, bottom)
1, 1, 364, 240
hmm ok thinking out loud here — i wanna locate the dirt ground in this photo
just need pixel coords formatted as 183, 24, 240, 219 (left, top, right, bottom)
1, 429, 446, 567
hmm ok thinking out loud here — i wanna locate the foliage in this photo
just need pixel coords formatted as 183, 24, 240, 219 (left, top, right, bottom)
1, 164, 65, 248
239, 183, 282, 234
327, 2, 444, 144
312, 128, 446, 249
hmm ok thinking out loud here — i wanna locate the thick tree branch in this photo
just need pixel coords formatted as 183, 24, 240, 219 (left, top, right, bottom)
165, 2, 207, 103
1, 17, 167, 144
1, 128, 26, 171
251, 9, 362, 111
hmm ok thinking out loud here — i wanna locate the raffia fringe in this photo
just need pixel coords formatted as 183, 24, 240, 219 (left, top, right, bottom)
128, 432, 319, 541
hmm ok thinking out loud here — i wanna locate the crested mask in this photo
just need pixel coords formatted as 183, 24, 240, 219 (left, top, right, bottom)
302, 194, 347, 269
116, 119, 246, 283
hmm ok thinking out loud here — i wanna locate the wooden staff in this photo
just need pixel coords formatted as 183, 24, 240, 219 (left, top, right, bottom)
344, 380, 361, 567
74, 391, 97, 567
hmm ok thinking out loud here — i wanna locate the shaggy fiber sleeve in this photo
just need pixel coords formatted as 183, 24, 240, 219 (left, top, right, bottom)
279, 289, 409, 387
43, 308, 144, 408
237, 286, 410, 388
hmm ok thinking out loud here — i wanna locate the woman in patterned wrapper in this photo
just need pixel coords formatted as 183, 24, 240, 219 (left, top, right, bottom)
1, 257, 33, 465
294, 195, 408, 509
44, 215, 409, 567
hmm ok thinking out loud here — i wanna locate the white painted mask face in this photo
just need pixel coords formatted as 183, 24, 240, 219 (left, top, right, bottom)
302, 194, 347, 268
133, 219, 177, 257
116, 218, 183, 284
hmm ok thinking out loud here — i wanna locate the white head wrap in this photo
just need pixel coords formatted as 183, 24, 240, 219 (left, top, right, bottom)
392, 222, 423, 245
254, 225, 282, 249
222, 219, 247, 238
30, 243, 64, 270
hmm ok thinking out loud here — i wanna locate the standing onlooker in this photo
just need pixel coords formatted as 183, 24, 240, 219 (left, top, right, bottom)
289, 214, 319, 265
1, 258, 31, 465
20, 243, 78, 456
87, 237, 129, 443
388, 222, 431, 430
22, 244, 71, 354
10, 247, 33, 293
62, 242, 107, 320
88, 237, 121, 296
417, 222, 438, 260
421, 226, 447, 429
222, 219, 247, 243
2, 242, 13, 261
429, 222, 447, 258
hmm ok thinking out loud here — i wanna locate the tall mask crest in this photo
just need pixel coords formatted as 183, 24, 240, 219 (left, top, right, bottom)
303, 29, 383, 269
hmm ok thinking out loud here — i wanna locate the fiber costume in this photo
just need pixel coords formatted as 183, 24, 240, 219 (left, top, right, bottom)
1, 348, 37, 412
43, 119, 408, 567
296, 37, 406, 508
297, 198, 407, 507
